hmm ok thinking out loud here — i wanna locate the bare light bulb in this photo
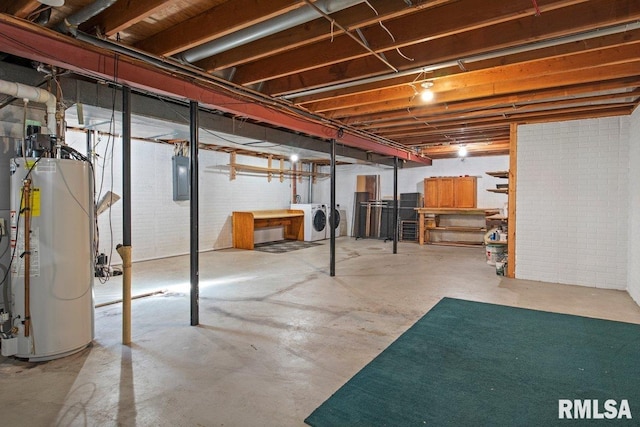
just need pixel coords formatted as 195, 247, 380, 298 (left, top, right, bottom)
458, 146, 468, 157
420, 89, 434, 102
290, 154, 299, 163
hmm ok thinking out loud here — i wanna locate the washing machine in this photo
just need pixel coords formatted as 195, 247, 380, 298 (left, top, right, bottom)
326, 205, 341, 238
290, 203, 327, 241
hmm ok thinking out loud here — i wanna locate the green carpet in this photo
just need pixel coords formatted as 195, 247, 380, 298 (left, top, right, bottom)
305, 297, 640, 426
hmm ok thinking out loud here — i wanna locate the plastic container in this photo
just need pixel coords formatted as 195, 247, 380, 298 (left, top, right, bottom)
496, 260, 506, 276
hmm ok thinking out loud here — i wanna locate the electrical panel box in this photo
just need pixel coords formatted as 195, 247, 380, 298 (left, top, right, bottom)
172, 155, 190, 201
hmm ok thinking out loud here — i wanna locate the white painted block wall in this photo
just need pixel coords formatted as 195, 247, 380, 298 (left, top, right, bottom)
627, 107, 640, 304
516, 118, 630, 290
315, 155, 510, 237
67, 130, 306, 262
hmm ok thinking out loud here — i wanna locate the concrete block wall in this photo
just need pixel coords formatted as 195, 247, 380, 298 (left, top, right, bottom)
67, 130, 306, 262
628, 107, 640, 304
315, 155, 509, 237
516, 117, 630, 290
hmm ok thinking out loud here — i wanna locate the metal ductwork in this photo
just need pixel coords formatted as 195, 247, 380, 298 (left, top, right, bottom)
58, 0, 117, 36
0, 79, 57, 136
179, 0, 365, 63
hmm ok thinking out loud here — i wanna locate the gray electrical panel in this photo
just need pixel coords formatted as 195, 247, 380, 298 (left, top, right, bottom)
172, 155, 190, 201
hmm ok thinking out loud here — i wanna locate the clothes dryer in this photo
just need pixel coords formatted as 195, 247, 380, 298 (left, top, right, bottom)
290, 203, 327, 241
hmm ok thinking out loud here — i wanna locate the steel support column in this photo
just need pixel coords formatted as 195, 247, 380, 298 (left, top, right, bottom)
393, 156, 398, 254
190, 101, 200, 326
121, 85, 132, 345
330, 138, 336, 277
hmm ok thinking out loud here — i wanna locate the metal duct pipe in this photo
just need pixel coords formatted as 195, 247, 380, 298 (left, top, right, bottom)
58, 0, 117, 36
180, 0, 365, 63
281, 20, 640, 99
0, 79, 57, 136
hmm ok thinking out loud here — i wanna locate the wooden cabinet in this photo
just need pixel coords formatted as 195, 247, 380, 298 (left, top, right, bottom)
455, 176, 477, 208
424, 178, 439, 208
424, 176, 477, 208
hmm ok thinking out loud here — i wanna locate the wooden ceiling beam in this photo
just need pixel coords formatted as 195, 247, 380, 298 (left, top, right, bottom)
504, 104, 636, 124
363, 92, 640, 133
232, 0, 585, 85
389, 123, 512, 139
0, 0, 41, 19
80, 0, 167, 37
309, 40, 640, 114
193, 0, 449, 72
293, 27, 640, 107
401, 133, 511, 147
136, 0, 306, 56
262, 0, 640, 96
421, 142, 510, 158
347, 78, 640, 125
326, 60, 640, 118
391, 104, 635, 141
395, 105, 633, 145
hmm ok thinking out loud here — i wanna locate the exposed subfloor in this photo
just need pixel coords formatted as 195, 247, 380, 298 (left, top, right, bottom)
1, 238, 639, 426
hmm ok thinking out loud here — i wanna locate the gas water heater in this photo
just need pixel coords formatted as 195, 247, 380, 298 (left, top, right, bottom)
2, 154, 95, 361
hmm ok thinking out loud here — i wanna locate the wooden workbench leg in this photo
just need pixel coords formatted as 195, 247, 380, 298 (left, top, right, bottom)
419, 212, 425, 245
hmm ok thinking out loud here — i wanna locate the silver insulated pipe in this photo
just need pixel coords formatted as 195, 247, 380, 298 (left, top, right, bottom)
179, 0, 365, 63
58, 0, 118, 36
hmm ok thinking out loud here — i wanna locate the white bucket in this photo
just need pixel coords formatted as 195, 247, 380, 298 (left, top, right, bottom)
486, 244, 507, 265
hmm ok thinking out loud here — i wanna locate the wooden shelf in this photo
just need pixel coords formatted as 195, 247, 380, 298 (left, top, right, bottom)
416, 208, 498, 215
228, 163, 329, 178
486, 171, 509, 178
427, 226, 486, 232
486, 214, 508, 221
486, 171, 509, 193
427, 241, 484, 248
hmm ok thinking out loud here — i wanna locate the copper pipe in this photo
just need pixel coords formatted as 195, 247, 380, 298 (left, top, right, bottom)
22, 178, 32, 337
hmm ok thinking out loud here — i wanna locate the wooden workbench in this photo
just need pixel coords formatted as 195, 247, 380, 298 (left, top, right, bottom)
232, 209, 304, 250
415, 207, 500, 246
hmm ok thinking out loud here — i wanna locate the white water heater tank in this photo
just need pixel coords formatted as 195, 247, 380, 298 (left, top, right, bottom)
8, 157, 94, 361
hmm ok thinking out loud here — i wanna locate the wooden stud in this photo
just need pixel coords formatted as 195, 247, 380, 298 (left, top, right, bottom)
230, 152, 237, 181
279, 159, 284, 183
507, 123, 517, 278
267, 155, 272, 182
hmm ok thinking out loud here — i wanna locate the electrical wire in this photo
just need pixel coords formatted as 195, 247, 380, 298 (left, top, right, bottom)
364, 0, 414, 62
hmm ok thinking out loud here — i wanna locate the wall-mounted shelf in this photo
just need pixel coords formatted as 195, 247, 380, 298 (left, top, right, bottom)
486, 171, 509, 179
228, 153, 329, 182
486, 170, 509, 194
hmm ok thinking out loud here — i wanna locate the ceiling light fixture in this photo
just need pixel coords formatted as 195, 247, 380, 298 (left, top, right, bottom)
290, 153, 299, 163
38, 0, 65, 6
420, 81, 434, 102
458, 145, 468, 157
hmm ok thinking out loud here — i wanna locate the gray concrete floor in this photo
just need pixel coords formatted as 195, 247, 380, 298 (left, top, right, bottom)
1, 238, 640, 426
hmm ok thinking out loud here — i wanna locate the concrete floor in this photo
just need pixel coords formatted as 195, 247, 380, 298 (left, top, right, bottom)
1, 238, 639, 426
